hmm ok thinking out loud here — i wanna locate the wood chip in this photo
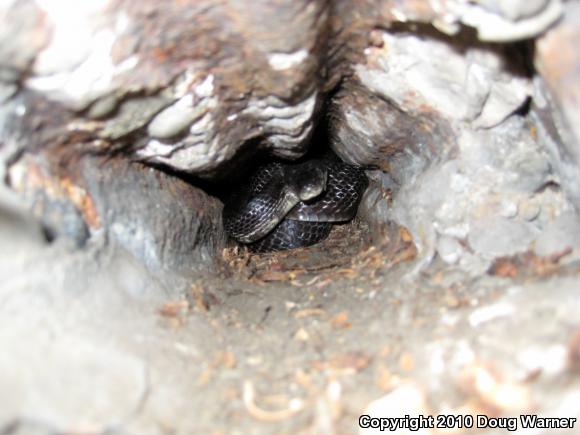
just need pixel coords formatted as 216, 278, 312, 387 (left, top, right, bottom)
294, 327, 310, 341
376, 364, 396, 390
196, 367, 214, 385
445, 293, 461, 308
330, 311, 352, 329
489, 247, 572, 278
158, 300, 189, 317
294, 308, 326, 318
315, 278, 333, 288
400, 227, 413, 242
216, 351, 237, 369
243, 381, 304, 422
313, 352, 372, 373
489, 258, 519, 278
255, 270, 292, 282
460, 363, 533, 412
190, 283, 210, 312
567, 330, 580, 370
399, 352, 415, 372
305, 276, 320, 286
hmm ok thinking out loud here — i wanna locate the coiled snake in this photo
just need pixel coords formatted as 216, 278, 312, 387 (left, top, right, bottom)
223, 157, 368, 252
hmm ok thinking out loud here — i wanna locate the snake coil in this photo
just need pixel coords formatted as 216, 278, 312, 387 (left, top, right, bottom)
223, 157, 368, 252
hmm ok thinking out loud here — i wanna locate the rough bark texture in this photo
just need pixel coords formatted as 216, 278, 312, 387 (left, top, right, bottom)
533, 1, 580, 206
2, 0, 329, 174
8, 151, 224, 274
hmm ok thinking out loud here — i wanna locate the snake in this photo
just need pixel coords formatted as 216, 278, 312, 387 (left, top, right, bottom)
222, 156, 368, 252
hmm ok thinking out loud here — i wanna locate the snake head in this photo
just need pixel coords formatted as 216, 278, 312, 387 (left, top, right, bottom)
288, 161, 328, 202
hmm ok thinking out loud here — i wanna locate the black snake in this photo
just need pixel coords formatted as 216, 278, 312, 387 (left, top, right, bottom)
223, 157, 368, 252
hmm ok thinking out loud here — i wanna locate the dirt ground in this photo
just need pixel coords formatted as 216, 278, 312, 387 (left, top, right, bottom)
2, 201, 580, 435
